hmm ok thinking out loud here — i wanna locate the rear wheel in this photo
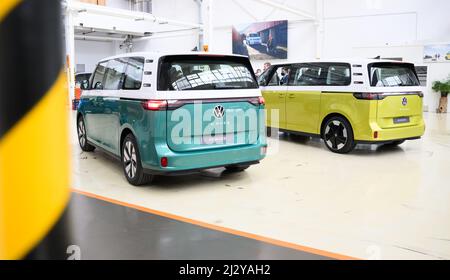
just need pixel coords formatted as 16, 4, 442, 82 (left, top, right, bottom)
122, 134, 154, 186
225, 165, 250, 172
77, 116, 95, 152
322, 116, 356, 154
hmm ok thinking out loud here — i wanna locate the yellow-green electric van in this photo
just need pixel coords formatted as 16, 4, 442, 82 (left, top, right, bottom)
258, 60, 425, 153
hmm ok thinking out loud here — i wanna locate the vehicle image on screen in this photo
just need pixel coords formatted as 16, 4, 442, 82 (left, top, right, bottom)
77, 52, 267, 186
246, 33, 262, 46
258, 59, 425, 154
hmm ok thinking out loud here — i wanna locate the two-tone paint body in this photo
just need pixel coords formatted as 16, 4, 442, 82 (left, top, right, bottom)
77, 52, 266, 175
260, 59, 425, 144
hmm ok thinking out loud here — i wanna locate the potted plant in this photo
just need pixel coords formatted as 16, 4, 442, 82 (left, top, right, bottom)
432, 78, 450, 113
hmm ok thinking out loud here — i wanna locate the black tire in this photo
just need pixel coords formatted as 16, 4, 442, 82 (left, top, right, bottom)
387, 140, 405, 146
225, 165, 250, 172
121, 134, 154, 186
77, 116, 95, 152
322, 116, 356, 154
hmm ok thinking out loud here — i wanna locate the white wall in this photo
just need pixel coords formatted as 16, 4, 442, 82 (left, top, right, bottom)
322, 0, 450, 112
75, 40, 116, 73
323, 0, 450, 45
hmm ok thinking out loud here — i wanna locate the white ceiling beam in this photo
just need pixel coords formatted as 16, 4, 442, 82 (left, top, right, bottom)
134, 31, 199, 41
250, 0, 316, 20
74, 26, 146, 37
75, 34, 127, 42
68, 1, 203, 29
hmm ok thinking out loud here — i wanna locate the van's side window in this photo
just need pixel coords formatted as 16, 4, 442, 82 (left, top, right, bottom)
326, 65, 351, 86
104, 59, 127, 90
257, 69, 271, 86
91, 61, 108, 90
123, 57, 145, 90
267, 66, 291, 86
267, 68, 280, 86
289, 63, 351, 86
290, 64, 324, 86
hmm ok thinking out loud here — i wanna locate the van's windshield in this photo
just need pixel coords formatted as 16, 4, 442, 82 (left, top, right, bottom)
158, 55, 258, 91
369, 63, 420, 87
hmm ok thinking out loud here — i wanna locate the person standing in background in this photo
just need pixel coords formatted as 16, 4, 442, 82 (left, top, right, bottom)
280, 67, 290, 85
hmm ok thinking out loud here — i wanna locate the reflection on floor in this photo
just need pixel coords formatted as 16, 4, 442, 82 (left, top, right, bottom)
44, 193, 336, 260
72, 112, 450, 260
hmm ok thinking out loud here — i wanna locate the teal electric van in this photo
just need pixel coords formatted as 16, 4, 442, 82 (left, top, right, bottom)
77, 52, 267, 186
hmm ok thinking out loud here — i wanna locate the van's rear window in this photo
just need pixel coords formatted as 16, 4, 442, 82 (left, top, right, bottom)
158, 55, 258, 91
369, 63, 420, 87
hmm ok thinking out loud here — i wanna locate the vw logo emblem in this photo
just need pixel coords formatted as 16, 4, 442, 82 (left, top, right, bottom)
402, 97, 408, 106
213, 105, 225, 119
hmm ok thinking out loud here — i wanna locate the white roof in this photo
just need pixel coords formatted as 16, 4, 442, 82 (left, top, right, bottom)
100, 51, 249, 62
270, 58, 415, 66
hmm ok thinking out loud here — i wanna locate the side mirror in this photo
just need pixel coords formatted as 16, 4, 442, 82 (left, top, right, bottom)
81, 80, 89, 90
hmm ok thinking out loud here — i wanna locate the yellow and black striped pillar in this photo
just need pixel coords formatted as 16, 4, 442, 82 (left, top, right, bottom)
0, 0, 71, 259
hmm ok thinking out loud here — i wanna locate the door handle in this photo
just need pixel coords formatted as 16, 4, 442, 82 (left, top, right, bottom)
278, 93, 285, 98
288, 93, 295, 98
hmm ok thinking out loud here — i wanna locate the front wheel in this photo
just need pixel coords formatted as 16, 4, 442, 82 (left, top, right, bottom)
77, 116, 95, 152
322, 116, 356, 154
122, 134, 154, 186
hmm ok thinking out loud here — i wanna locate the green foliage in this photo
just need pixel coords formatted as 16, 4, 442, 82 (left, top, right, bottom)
432, 78, 450, 94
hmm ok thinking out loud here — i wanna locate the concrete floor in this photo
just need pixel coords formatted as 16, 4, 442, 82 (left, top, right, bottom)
72, 112, 450, 260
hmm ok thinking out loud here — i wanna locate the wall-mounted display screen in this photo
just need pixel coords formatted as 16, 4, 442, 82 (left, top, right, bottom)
232, 20, 288, 60
424, 44, 450, 63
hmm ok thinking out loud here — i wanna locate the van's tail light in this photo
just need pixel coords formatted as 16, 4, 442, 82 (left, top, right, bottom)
142, 100, 167, 111
160, 157, 168, 167
249, 96, 265, 106
353, 93, 386, 100
418, 92, 424, 98
258, 96, 265, 105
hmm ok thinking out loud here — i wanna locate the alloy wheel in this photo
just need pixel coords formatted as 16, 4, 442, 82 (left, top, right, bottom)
123, 140, 137, 179
78, 120, 86, 147
324, 120, 348, 150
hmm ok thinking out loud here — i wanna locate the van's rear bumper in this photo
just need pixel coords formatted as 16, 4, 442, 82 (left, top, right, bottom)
356, 136, 421, 145
144, 161, 261, 176
142, 141, 267, 175
355, 121, 425, 143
